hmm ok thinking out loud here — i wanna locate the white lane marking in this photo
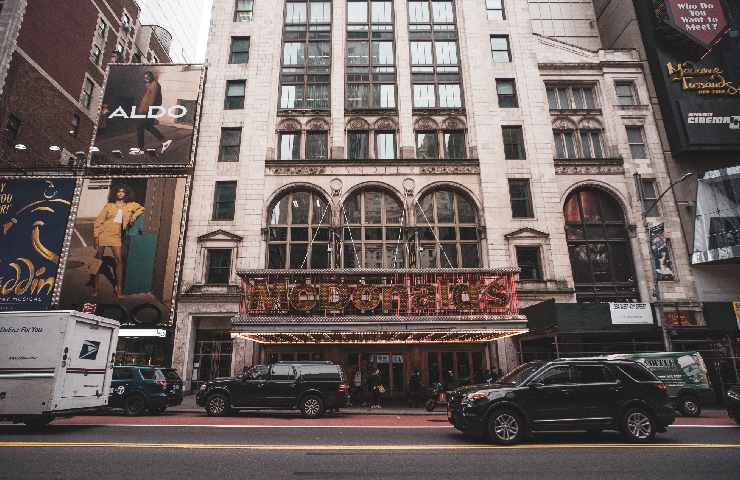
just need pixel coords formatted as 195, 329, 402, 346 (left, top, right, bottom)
669, 425, 740, 429
0, 424, 453, 429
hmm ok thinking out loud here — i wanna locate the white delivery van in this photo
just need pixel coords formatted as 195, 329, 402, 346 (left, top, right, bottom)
0, 310, 119, 427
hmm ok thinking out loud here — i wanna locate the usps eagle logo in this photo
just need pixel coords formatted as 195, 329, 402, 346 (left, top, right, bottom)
79, 340, 101, 360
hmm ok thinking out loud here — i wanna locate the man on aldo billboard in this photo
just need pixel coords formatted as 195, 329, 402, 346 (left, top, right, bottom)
90, 64, 204, 167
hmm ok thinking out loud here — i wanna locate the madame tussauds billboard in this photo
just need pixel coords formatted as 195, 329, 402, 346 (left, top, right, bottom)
0, 179, 75, 311
90, 64, 204, 167
58, 177, 188, 326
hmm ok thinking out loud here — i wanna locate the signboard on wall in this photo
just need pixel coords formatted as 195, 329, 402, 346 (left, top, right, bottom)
240, 270, 519, 318
90, 64, 204, 167
609, 303, 654, 325
58, 176, 188, 326
649, 223, 676, 281
0, 179, 75, 311
664, 0, 729, 48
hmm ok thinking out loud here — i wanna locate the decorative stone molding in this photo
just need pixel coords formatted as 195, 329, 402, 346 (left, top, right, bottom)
402, 178, 415, 197
414, 116, 439, 130
347, 117, 371, 130
277, 118, 302, 131
197, 230, 244, 242
329, 178, 343, 197
504, 227, 550, 239
578, 116, 603, 130
555, 164, 625, 175
442, 116, 465, 130
306, 117, 330, 131
552, 116, 577, 131
269, 166, 327, 175
419, 166, 480, 175
374, 117, 398, 130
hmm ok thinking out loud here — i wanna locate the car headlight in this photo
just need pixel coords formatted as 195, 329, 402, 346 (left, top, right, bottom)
728, 390, 740, 401
199, 384, 208, 391
464, 392, 489, 403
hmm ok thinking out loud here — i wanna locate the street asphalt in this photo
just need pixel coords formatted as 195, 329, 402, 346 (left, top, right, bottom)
0, 417, 738, 480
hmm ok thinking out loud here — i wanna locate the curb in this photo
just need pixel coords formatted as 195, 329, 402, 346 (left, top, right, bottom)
168, 408, 447, 416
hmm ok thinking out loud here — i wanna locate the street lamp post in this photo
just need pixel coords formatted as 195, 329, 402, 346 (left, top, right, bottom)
640, 172, 694, 352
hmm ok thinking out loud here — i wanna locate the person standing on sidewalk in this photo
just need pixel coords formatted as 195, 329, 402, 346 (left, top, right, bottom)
368, 365, 383, 409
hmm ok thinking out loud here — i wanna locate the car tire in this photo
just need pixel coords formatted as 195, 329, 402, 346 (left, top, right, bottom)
205, 393, 231, 417
622, 408, 656, 442
23, 415, 54, 430
487, 408, 525, 445
124, 396, 147, 416
300, 395, 325, 418
678, 396, 701, 417
424, 400, 436, 412
152, 406, 167, 415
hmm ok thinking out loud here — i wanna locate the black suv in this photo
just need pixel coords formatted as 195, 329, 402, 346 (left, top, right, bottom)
448, 359, 676, 444
160, 368, 184, 408
727, 385, 740, 425
196, 361, 348, 418
109, 366, 170, 416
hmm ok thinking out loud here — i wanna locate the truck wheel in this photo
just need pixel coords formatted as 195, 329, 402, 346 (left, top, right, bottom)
622, 408, 656, 442
23, 415, 54, 430
300, 395, 325, 418
678, 396, 701, 417
205, 393, 231, 417
124, 396, 147, 416
487, 408, 525, 445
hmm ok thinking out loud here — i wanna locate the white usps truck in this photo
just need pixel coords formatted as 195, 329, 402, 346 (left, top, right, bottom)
0, 311, 119, 427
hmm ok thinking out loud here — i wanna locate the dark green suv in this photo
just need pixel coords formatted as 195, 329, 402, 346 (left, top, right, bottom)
109, 366, 170, 416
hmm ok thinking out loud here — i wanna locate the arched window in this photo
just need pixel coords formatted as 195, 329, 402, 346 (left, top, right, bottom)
415, 189, 481, 268
341, 189, 405, 268
267, 190, 331, 269
564, 188, 638, 302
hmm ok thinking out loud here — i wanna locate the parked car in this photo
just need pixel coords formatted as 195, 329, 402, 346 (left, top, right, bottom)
159, 368, 184, 408
609, 352, 713, 417
109, 366, 170, 415
196, 361, 349, 418
448, 358, 676, 444
727, 385, 740, 425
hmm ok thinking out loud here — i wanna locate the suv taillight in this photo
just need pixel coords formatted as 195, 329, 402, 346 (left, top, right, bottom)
155, 380, 167, 390
656, 383, 668, 391
338, 383, 348, 392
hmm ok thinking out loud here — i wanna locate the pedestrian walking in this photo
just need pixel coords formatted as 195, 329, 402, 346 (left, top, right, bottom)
368, 365, 383, 409
408, 368, 422, 408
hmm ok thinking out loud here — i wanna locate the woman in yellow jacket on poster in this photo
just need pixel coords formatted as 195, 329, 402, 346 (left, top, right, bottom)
92, 184, 144, 297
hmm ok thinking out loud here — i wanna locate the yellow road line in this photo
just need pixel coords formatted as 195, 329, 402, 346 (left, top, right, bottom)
1, 442, 739, 451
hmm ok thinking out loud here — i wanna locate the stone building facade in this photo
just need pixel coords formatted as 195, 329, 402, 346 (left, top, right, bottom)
174, 0, 697, 393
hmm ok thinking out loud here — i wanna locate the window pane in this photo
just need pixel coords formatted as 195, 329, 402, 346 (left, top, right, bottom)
547, 88, 558, 109
435, 42, 458, 65
416, 132, 438, 159
516, 247, 542, 280
413, 84, 436, 107
461, 244, 480, 267
410, 42, 433, 65
312, 196, 330, 224
308, 42, 331, 66
372, 1, 392, 23
386, 196, 403, 223
365, 191, 382, 223
270, 197, 289, 225
441, 244, 459, 268
311, 244, 330, 268
376, 132, 395, 159
457, 196, 476, 223
346, 84, 369, 109
348, 131, 369, 159
306, 84, 329, 110
283, 43, 305, 65
591, 131, 603, 158
385, 245, 405, 269
290, 244, 308, 269
444, 131, 465, 158
280, 85, 299, 109
279, 133, 300, 160
436, 191, 456, 223
310, 2, 331, 23
291, 191, 310, 224
432, 1, 454, 23
372, 41, 394, 65
347, 41, 369, 65
379, 84, 396, 108
564, 131, 577, 158
438, 84, 461, 108
286, 2, 307, 23
365, 245, 384, 268
348, 1, 368, 23
306, 132, 328, 160
408, 1, 430, 23
418, 244, 437, 268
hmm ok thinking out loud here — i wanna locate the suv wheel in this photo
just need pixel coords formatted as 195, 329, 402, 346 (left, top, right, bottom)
678, 396, 701, 417
622, 408, 656, 442
488, 409, 525, 445
205, 393, 230, 417
23, 415, 54, 430
124, 396, 147, 416
300, 395, 325, 418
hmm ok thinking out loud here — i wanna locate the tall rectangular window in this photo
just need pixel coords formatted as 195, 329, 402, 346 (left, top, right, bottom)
279, 132, 301, 160
640, 179, 660, 215
508, 179, 534, 218
490, 35, 511, 63
219, 128, 242, 162
206, 249, 232, 284
486, 0, 505, 19
346, 1, 396, 111
546, 84, 597, 110
348, 131, 369, 159
212, 181, 237, 221
375, 132, 396, 159
235, 0, 254, 22
416, 131, 438, 159
306, 131, 328, 160
626, 126, 647, 159
443, 131, 466, 159
502, 126, 525, 160
225, 80, 246, 109
615, 81, 638, 106
280, 1, 331, 111
90, 45, 102, 65
81, 78, 95, 108
409, 1, 462, 111
229, 37, 250, 64
496, 79, 518, 107
516, 246, 542, 280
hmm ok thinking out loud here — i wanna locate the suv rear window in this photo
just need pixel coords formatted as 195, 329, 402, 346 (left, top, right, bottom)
140, 368, 165, 381
298, 365, 340, 381
618, 362, 658, 382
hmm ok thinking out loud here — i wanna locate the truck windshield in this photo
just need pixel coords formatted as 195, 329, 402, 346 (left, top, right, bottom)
498, 362, 544, 385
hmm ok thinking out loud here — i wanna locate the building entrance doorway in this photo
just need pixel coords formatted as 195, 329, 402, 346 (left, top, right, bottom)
347, 352, 406, 398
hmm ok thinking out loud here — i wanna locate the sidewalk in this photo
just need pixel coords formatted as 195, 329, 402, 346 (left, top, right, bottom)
171, 394, 446, 416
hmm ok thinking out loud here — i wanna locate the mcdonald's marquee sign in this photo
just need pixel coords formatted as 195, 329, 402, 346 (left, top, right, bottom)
239, 270, 519, 318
